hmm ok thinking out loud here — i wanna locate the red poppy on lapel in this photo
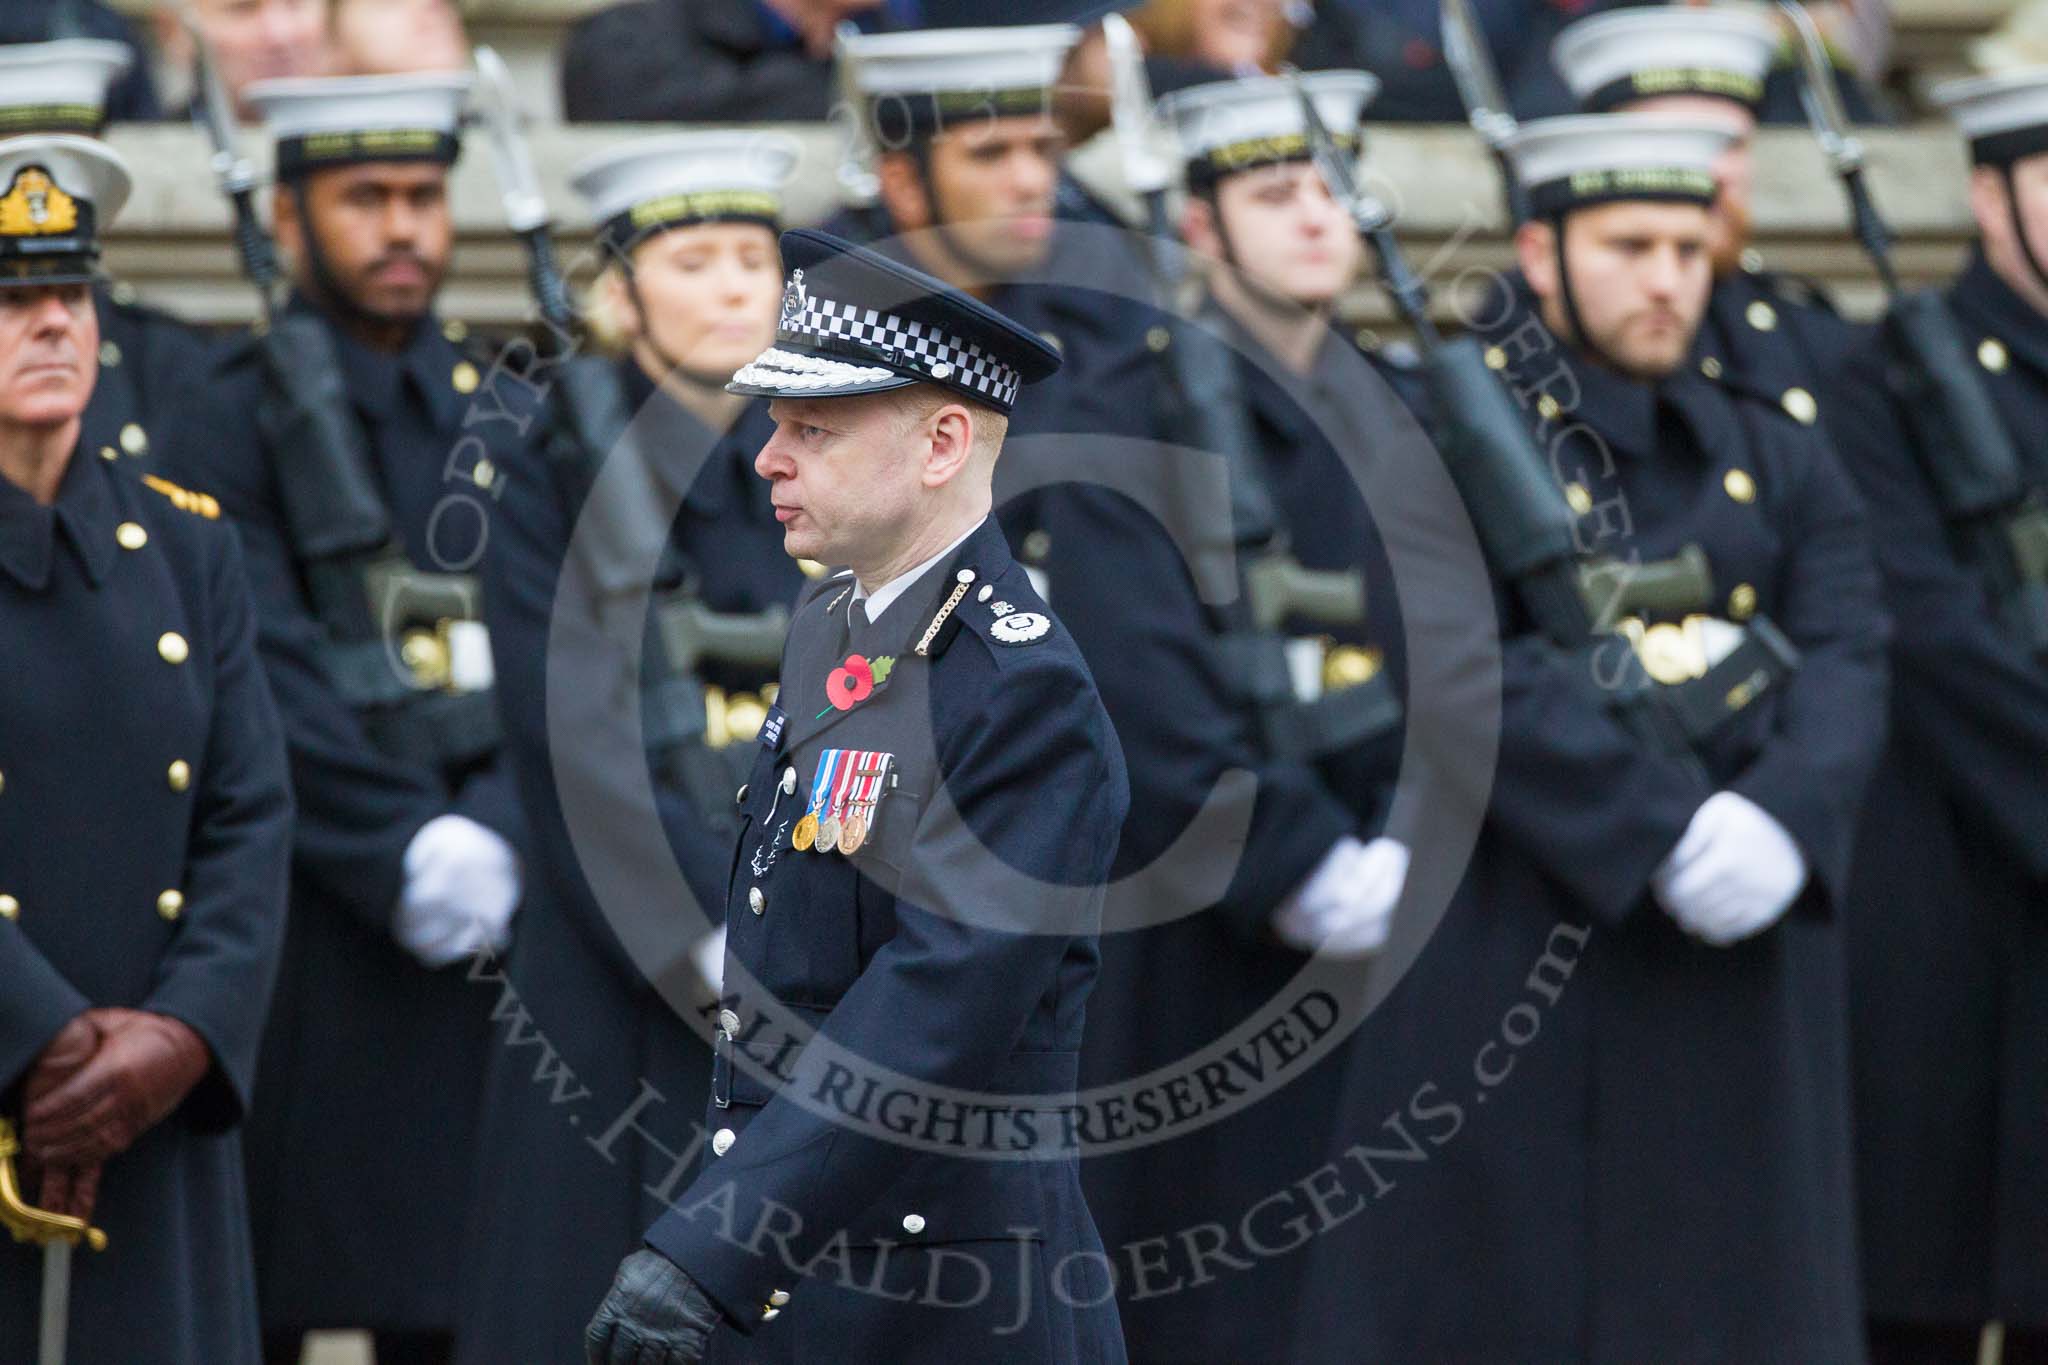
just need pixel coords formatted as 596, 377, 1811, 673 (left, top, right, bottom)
826, 654, 875, 711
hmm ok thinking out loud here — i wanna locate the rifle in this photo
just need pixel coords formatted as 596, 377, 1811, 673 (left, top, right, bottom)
472, 44, 673, 597
1102, 18, 1399, 759
471, 48, 791, 811
1287, 70, 1719, 773
1438, 0, 1529, 225
1778, 0, 2048, 656
189, 17, 498, 770
832, 22, 887, 237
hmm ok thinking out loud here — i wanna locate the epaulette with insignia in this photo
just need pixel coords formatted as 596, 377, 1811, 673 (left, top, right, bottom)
948, 571, 1052, 653
141, 473, 221, 520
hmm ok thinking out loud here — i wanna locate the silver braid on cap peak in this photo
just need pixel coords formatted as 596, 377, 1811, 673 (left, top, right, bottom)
732, 347, 899, 391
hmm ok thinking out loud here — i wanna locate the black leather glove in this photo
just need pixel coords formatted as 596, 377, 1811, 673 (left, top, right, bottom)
586, 1249, 723, 1365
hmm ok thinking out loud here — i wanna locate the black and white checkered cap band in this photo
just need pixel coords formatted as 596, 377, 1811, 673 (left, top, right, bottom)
780, 289, 1022, 408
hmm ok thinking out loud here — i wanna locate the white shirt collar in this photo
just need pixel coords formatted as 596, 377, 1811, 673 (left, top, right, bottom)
853, 519, 983, 624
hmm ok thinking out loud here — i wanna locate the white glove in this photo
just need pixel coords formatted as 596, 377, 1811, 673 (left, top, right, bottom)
689, 925, 727, 991
1273, 836, 1411, 958
395, 814, 523, 968
1652, 791, 1807, 946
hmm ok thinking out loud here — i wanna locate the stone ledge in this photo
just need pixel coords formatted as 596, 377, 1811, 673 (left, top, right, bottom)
97, 123, 1979, 328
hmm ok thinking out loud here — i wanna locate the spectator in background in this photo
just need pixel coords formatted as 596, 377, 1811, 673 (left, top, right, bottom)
329, 0, 469, 75
1057, 0, 1320, 148
0, 2, 160, 120
558, 0, 917, 124
152, 0, 328, 120
1130, 0, 1292, 74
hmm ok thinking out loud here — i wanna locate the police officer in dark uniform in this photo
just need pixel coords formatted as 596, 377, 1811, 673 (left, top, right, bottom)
459, 132, 805, 1365
584, 229, 1129, 1364
1551, 4, 1868, 439
0, 38, 219, 476
155, 74, 541, 1365
1827, 70, 2048, 1365
0, 132, 291, 1365
1294, 115, 1888, 1364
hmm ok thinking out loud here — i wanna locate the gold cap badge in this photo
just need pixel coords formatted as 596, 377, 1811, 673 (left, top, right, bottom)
0, 166, 79, 238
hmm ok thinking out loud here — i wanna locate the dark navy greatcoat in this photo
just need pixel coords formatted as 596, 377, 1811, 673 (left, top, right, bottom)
1693, 260, 1868, 446
158, 301, 542, 1337
1045, 309, 1414, 1365
644, 516, 1130, 1364
79, 281, 218, 475
458, 360, 802, 1365
1293, 283, 1888, 1364
1829, 250, 2048, 1331
0, 450, 292, 1365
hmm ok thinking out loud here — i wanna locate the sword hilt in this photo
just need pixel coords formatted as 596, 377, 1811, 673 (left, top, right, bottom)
0, 1121, 107, 1252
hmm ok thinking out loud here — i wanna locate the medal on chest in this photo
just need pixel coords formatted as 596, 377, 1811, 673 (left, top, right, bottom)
791, 748, 895, 856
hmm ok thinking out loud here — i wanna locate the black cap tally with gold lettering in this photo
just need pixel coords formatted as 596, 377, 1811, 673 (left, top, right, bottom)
571, 131, 797, 256
1505, 114, 1737, 220
247, 73, 471, 181
0, 40, 132, 136
1552, 5, 1778, 114
1156, 71, 1378, 190
728, 228, 1061, 415
0, 133, 130, 287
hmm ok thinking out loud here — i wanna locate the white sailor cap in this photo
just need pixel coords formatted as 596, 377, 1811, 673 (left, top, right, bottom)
0, 133, 131, 287
1155, 71, 1379, 188
1931, 68, 2048, 166
1553, 4, 1779, 113
1505, 114, 1737, 220
571, 131, 799, 253
0, 40, 132, 134
246, 72, 472, 180
840, 25, 1079, 143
